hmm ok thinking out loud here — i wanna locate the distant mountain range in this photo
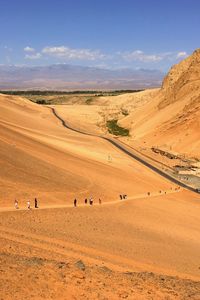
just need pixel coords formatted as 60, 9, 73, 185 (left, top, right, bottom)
0, 64, 165, 90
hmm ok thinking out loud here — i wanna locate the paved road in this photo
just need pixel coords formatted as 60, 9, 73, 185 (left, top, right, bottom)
50, 107, 199, 195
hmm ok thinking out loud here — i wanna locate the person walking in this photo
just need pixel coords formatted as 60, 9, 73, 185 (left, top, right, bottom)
27, 200, 31, 209
74, 198, 77, 207
85, 198, 88, 204
34, 198, 38, 208
14, 199, 19, 209
99, 198, 102, 205
89, 197, 93, 206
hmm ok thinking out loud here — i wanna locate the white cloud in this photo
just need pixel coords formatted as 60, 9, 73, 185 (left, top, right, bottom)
176, 51, 188, 58
24, 46, 35, 52
25, 53, 42, 60
120, 50, 189, 63
22, 45, 188, 66
42, 46, 106, 60
121, 50, 163, 62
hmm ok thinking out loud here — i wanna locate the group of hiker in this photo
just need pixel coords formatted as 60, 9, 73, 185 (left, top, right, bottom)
14, 197, 102, 209
119, 194, 127, 200
13, 187, 180, 210
74, 197, 102, 207
14, 198, 38, 210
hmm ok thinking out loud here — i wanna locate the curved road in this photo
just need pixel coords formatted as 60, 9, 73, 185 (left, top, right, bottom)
50, 107, 198, 194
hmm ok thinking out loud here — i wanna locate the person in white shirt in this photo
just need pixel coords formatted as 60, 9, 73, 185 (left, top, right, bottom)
14, 199, 19, 209
27, 200, 31, 209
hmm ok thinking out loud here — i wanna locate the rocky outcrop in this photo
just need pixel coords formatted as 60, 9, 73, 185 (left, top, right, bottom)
159, 49, 200, 109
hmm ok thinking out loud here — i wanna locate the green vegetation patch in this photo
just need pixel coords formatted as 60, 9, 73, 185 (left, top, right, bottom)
35, 99, 49, 105
0, 89, 143, 96
107, 119, 129, 136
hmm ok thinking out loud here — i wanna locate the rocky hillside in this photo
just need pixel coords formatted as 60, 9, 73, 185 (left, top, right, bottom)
117, 49, 200, 159
160, 48, 200, 109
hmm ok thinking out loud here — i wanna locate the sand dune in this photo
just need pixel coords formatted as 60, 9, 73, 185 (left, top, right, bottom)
0, 93, 174, 207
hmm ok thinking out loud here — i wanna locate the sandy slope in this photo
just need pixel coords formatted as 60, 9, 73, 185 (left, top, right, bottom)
0, 190, 200, 299
2, 190, 200, 278
0, 94, 200, 299
0, 93, 174, 207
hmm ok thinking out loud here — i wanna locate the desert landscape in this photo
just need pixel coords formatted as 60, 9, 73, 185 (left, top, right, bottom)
51, 49, 200, 188
1, 0, 200, 297
0, 47, 200, 299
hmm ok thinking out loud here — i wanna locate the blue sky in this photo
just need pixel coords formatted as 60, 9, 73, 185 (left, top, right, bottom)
0, 0, 199, 71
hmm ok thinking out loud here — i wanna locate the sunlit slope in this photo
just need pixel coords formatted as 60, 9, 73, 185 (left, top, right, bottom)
0, 94, 172, 206
118, 49, 200, 158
